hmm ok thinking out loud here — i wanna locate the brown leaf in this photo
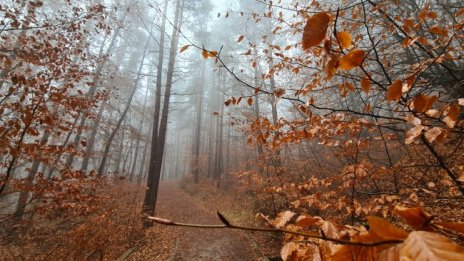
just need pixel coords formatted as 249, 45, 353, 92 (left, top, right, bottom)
302, 12, 330, 50
295, 215, 322, 228
361, 78, 371, 94
393, 206, 432, 229
320, 220, 340, 239
425, 127, 445, 143
331, 231, 394, 261
443, 104, 460, 128
435, 222, 464, 235
401, 231, 464, 260
429, 26, 448, 36
366, 216, 408, 240
337, 31, 352, 49
247, 97, 253, 106
281, 241, 298, 261
180, 45, 190, 53
412, 95, 437, 113
339, 49, 365, 70
324, 55, 339, 80
274, 88, 286, 98
274, 210, 295, 229
237, 35, 244, 42
202, 50, 208, 59
386, 80, 403, 101
405, 125, 424, 144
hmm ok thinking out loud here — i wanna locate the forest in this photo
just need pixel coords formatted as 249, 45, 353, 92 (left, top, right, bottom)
1, 0, 464, 260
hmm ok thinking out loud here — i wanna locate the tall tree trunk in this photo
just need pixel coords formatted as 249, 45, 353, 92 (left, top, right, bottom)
129, 74, 151, 182
15, 130, 50, 218
192, 59, 206, 183
64, 14, 126, 170
142, 0, 182, 226
97, 34, 151, 175
213, 73, 225, 186
143, 0, 169, 208
253, 48, 264, 164
81, 100, 106, 173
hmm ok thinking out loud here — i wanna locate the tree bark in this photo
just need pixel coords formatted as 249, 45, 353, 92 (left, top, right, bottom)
142, 0, 183, 226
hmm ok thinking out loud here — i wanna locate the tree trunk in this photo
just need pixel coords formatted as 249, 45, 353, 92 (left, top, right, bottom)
64, 15, 126, 170
142, 0, 183, 226
192, 59, 206, 183
143, 0, 169, 210
97, 33, 151, 175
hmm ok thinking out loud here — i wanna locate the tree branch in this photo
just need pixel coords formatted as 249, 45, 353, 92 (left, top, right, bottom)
149, 212, 404, 247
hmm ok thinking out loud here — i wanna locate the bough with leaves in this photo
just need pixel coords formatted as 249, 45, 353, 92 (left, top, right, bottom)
150, 205, 464, 260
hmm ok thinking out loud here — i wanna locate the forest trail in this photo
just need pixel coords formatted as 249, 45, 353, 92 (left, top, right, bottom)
129, 180, 275, 260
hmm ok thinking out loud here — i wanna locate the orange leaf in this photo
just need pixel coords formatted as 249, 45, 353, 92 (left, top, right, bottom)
425, 127, 446, 143
405, 125, 424, 144
295, 215, 321, 228
435, 222, 464, 235
367, 216, 409, 240
180, 45, 190, 53
339, 49, 365, 70
273, 210, 295, 229
429, 26, 448, 36
247, 97, 253, 106
386, 80, 403, 101
281, 242, 297, 261
340, 82, 355, 92
413, 95, 436, 113
443, 104, 460, 128
202, 50, 208, 59
393, 206, 432, 229
361, 78, 371, 93
402, 37, 418, 48
337, 31, 352, 49
401, 231, 464, 260
324, 55, 338, 80
274, 88, 285, 98
208, 50, 218, 57
237, 35, 244, 42
302, 12, 330, 50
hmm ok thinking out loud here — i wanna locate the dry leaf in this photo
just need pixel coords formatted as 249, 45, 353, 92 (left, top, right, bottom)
337, 31, 352, 49
393, 206, 431, 229
361, 78, 371, 94
386, 80, 403, 101
302, 12, 330, 50
273, 211, 295, 229
401, 231, 464, 260
339, 49, 365, 70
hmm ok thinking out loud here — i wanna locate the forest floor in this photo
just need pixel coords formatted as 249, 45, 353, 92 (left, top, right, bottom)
129, 179, 280, 260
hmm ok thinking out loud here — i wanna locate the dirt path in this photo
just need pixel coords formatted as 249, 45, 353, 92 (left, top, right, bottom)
130, 180, 275, 260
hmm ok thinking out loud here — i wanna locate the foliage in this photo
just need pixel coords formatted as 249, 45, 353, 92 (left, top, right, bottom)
213, 0, 464, 260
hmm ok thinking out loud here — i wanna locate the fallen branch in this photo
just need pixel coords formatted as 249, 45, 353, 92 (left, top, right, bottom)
148, 212, 403, 247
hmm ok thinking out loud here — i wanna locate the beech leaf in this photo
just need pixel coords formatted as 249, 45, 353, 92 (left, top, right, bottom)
435, 222, 464, 235
302, 12, 330, 50
393, 206, 432, 229
401, 231, 464, 260
337, 31, 352, 49
339, 49, 365, 70
386, 80, 403, 101
237, 35, 244, 42
273, 210, 295, 229
366, 216, 408, 240
361, 78, 371, 94
179, 45, 190, 53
